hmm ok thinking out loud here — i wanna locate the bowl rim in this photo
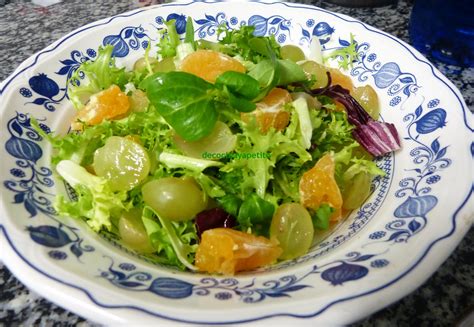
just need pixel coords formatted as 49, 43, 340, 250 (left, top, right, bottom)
0, 1, 473, 324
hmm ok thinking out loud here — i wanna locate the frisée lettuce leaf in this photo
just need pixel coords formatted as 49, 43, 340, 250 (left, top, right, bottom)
55, 160, 129, 231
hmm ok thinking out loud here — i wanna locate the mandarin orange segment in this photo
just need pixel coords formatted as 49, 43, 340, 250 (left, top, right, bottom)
299, 153, 343, 221
241, 88, 291, 133
259, 87, 292, 107
195, 228, 282, 275
180, 50, 246, 83
72, 84, 130, 130
328, 68, 355, 94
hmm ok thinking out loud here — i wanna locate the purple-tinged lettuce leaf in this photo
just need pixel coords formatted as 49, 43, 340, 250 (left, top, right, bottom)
322, 84, 401, 157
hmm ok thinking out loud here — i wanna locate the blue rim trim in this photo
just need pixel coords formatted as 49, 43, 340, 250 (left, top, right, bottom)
1, 1, 473, 324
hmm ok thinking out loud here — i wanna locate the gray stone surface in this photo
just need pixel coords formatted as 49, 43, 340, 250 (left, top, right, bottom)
1, 0, 472, 326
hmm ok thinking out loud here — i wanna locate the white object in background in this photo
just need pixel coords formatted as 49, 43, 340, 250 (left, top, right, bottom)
32, 0, 62, 6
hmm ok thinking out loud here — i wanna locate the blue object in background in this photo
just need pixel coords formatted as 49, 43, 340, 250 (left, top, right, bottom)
409, 0, 474, 67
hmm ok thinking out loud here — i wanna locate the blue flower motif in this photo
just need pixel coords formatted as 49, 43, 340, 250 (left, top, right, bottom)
373, 62, 402, 89
155, 16, 164, 24
142, 40, 149, 49
306, 19, 315, 27
119, 263, 136, 271
28, 225, 72, 247
215, 292, 232, 300
389, 96, 401, 107
367, 53, 377, 62
19, 87, 32, 98
86, 48, 96, 58
10, 168, 25, 178
278, 34, 286, 43
38, 123, 51, 134
167, 13, 187, 34
426, 175, 441, 184
369, 231, 386, 239
321, 262, 368, 285
230, 17, 238, 25
415, 109, 447, 134
394, 195, 437, 219
103, 26, 149, 58
48, 250, 67, 260
370, 259, 389, 268
427, 99, 440, 108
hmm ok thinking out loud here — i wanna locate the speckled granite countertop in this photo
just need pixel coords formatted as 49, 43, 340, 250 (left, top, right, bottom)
0, 0, 472, 326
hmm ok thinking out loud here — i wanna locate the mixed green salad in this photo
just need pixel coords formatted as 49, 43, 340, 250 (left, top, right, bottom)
37, 18, 400, 275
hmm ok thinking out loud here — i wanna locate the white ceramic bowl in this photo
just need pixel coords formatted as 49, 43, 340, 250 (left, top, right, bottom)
1, 1, 473, 325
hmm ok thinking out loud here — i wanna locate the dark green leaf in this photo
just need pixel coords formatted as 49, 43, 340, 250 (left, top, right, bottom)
312, 204, 334, 230
215, 71, 260, 100
237, 194, 275, 235
140, 72, 218, 141
276, 59, 307, 85
248, 37, 273, 58
248, 59, 275, 87
217, 194, 242, 217
248, 59, 280, 101
227, 90, 257, 113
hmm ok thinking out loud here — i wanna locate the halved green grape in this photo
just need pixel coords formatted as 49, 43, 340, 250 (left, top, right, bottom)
133, 57, 158, 72
300, 61, 329, 89
173, 121, 237, 159
142, 177, 208, 222
119, 208, 154, 253
133, 57, 176, 73
93, 136, 150, 191
353, 85, 380, 119
270, 203, 314, 260
342, 171, 371, 210
280, 45, 306, 63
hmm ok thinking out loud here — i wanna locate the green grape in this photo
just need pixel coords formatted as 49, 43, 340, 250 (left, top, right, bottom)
93, 136, 150, 191
173, 121, 237, 159
129, 89, 150, 112
300, 61, 329, 88
270, 203, 314, 260
152, 57, 176, 73
342, 171, 371, 210
142, 177, 208, 222
353, 85, 380, 119
133, 56, 157, 72
119, 208, 155, 253
280, 45, 306, 62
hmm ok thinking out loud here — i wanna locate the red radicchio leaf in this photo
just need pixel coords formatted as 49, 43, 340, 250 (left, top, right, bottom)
322, 84, 401, 157
195, 207, 236, 239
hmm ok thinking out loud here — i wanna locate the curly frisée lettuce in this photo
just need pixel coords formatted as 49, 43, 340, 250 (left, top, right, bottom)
55, 160, 130, 231
68, 45, 128, 109
43, 20, 400, 275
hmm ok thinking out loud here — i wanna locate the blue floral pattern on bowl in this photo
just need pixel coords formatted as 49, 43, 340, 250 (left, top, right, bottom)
2, 10, 453, 292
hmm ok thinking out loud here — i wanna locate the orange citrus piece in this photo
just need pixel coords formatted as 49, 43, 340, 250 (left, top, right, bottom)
241, 87, 291, 133
327, 68, 355, 111
180, 49, 246, 83
72, 84, 130, 130
195, 228, 282, 275
299, 153, 343, 221
328, 68, 354, 93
